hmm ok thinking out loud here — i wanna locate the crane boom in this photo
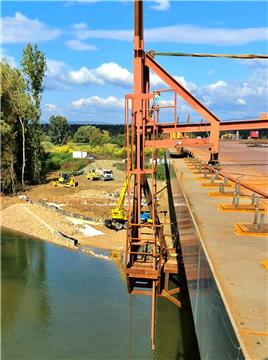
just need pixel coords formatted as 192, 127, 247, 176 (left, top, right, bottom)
104, 175, 131, 230
114, 175, 130, 211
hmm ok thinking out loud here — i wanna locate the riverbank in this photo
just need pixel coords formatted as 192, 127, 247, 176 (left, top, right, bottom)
1, 158, 169, 253
1, 159, 128, 252
1, 199, 126, 252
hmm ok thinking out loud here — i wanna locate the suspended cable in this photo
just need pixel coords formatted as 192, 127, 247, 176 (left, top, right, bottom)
148, 50, 268, 59
128, 295, 133, 360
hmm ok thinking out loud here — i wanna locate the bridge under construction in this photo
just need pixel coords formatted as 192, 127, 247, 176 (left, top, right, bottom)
124, 1, 268, 358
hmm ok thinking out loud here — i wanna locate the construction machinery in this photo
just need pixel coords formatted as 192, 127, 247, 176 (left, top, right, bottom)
52, 173, 78, 188
105, 176, 129, 230
85, 169, 100, 181
96, 168, 113, 181
140, 210, 153, 224
105, 176, 152, 230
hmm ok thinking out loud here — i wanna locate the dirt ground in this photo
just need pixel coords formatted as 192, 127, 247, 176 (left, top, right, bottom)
1, 159, 170, 252
25, 159, 126, 219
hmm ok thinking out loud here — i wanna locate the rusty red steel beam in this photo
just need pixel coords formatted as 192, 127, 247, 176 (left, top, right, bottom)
220, 119, 268, 131
159, 119, 268, 134
145, 52, 220, 157
145, 53, 221, 125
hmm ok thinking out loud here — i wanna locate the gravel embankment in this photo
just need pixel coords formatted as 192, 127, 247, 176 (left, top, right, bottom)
1, 202, 125, 251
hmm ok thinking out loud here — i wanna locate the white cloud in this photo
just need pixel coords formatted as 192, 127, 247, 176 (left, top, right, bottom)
71, 95, 124, 110
73, 23, 268, 46
45, 59, 71, 91
74, 24, 132, 42
65, 62, 196, 90
46, 59, 67, 77
66, 62, 132, 87
150, 72, 164, 87
65, 39, 97, 51
237, 98, 246, 105
44, 103, 57, 111
150, 0, 170, 11
1, 12, 61, 44
239, 59, 268, 68
43, 56, 267, 121
95, 62, 132, 87
206, 80, 228, 91
174, 76, 197, 92
195, 68, 268, 119
159, 99, 174, 106
67, 67, 103, 85
147, 68, 267, 120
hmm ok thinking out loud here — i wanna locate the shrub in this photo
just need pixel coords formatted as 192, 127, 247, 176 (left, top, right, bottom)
44, 152, 72, 170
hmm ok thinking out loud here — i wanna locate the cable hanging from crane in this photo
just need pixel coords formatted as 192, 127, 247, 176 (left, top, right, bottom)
148, 50, 268, 59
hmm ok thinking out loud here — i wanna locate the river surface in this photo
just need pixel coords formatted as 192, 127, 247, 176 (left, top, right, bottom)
2, 229, 199, 360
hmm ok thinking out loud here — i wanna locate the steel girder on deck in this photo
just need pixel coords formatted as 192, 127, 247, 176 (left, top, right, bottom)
159, 119, 268, 134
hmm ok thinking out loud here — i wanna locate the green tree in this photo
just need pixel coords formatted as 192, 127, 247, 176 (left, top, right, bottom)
102, 130, 110, 144
48, 115, 70, 145
1, 62, 34, 192
111, 133, 124, 147
21, 43, 47, 183
73, 125, 109, 146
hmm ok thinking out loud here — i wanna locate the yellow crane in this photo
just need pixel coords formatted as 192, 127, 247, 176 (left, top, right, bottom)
105, 175, 152, 231
105, 176, 129, 230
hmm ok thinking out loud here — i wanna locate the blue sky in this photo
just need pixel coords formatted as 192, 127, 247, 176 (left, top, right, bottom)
1, 1, 268, 124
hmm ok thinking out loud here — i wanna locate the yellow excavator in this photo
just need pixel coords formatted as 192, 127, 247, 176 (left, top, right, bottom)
105, 175, 152, 231
52, 173, 78, 188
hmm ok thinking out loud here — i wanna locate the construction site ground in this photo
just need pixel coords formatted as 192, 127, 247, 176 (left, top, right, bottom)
1, 159, 169, 252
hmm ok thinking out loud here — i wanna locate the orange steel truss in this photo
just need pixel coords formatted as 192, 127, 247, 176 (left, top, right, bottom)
125, 0, 268, 349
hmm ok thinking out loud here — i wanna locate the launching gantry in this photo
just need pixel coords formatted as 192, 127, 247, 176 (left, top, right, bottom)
124, 0, 268, 349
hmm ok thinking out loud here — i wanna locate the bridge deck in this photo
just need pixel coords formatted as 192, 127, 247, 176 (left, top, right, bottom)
170, 142, 267, 359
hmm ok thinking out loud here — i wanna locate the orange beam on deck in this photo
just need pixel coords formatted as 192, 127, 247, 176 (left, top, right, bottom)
159, 119, 268, 134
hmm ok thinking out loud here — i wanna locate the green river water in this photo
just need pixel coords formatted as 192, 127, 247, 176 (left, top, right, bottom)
2, 229, 199, 360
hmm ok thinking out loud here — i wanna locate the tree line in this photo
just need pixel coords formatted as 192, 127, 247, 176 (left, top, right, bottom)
1, 44, 46, 194
1, 47, 124, 195
44, 117, 124, 147
1, 44, 125, 194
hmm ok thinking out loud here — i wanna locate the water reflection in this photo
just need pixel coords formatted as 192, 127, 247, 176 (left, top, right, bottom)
2, 228, 202, 360
2, 231, 51, 333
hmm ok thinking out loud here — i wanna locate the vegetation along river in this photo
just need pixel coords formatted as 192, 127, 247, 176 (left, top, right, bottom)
2, 229, 199, 359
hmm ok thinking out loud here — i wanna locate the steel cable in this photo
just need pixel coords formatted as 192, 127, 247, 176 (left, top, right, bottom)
148, 50, 268, 60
